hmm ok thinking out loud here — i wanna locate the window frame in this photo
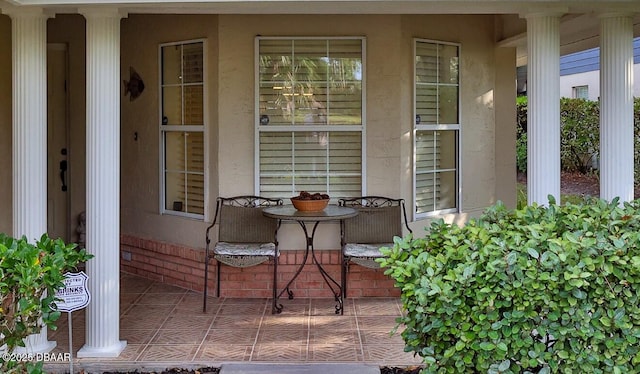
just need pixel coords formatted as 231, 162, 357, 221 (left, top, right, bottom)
572, 85, 589, 99
412, 38, 461, 219
254, 36, 367, 199
159, 38, 209, 221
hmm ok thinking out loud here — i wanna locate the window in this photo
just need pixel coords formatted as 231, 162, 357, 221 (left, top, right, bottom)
160, 40, 207, 218
256, 37, 364, 200
414, 39, 460, 217
573, 85, 589, 99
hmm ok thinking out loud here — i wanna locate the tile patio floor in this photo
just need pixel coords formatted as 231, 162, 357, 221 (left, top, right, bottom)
45, 272, 422, 373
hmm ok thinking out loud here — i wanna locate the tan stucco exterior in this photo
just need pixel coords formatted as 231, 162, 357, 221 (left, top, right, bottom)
119, 14, 219, 247
0, 13, 516, 250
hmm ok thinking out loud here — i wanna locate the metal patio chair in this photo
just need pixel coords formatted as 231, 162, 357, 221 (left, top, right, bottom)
338, 196, 411, 298
203, 195, 282, 313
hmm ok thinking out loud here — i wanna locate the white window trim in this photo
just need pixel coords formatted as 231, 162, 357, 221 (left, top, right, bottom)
159, 38, 209, 221
572, 85, 589, 99
253, 36, 367, 198
412, 38, 462, 220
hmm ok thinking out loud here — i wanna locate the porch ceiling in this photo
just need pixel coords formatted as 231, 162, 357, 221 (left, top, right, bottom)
1, 0, 638, 16
1, 0, 639, 68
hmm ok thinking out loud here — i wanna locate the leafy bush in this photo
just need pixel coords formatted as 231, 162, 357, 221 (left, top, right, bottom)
516, 97, 527, 173
380, 198, 640, 373
0, 234, 93, 374
516, 131, 527, 174
560, 98, 600, 173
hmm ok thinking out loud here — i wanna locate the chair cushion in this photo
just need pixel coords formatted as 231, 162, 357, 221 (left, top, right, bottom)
343, 243, 393, 258
214, 242, 277, 257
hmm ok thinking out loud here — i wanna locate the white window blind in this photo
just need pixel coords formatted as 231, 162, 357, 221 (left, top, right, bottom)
414, 39, 460, 217
160, 40, 206, 218
257, 37, 364, 200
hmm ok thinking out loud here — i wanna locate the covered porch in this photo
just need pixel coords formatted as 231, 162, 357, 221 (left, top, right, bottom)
1, 0, 638, 362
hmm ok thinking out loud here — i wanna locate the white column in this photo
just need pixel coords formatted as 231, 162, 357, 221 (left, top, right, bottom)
526, 13, 561, 206
8, 7, 56, 354
599, 14, 635, 202
77, 8, 127, 358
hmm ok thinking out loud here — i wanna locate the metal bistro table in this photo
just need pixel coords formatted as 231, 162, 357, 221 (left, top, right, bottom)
263, 204, 357, 315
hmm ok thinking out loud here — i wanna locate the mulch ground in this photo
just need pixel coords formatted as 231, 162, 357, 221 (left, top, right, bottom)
519, 171, 640, 198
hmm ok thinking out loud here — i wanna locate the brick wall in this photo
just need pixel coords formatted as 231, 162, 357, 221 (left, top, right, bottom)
120, 234, 400, 298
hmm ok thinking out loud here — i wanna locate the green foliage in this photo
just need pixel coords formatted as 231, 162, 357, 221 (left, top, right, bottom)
0, 234, 93, 374
380, 198, 640, 373
516, 98, 527, 173
516, 132, 527, 174
560, 98, 599, 173
516, 97, 640, 182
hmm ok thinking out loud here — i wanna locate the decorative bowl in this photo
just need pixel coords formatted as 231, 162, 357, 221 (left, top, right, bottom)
291, 198, 329, 211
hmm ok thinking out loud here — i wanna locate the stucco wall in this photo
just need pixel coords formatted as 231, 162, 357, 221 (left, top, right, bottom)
120, 14, 219, 248
114, 13, 514, 250
0, 12, 514, 252
402, 15, 514, 223
0, 15, 11, 235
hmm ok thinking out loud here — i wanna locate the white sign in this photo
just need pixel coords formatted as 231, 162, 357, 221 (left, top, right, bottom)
54, 271, 91, 313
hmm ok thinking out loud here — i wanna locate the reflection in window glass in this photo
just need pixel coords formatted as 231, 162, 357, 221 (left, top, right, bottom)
257, 37, 364, 200
414, 39, 460, 216
160, 40, 206, 218
258, 39, 362, 127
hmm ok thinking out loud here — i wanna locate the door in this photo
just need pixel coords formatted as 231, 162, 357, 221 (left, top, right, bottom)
47, 43, 70, 241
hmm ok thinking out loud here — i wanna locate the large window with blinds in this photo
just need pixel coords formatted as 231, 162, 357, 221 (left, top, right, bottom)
160, 39, 207, 219
256, 37, 364, 200
414, 39, 460, 217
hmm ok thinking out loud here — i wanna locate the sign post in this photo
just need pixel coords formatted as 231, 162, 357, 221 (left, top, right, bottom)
54, 271, 91, 374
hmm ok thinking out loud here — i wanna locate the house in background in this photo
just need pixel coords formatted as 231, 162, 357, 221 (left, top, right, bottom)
0, 0, 638, 360
560, 37, 640, 100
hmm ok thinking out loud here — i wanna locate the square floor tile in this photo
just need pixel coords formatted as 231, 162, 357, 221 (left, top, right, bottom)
310, 316, 357, 330
357, 315, 400, 330
137, 344, 199, 361
308, 343, 363, 362
359, 329, 404, 345
217, 303, 267, 315
261, 315, 309, 330
362, 344, 423, 365
211, 315, 262, 329
161, 315, 214, 330
256, 328, 308, 345
196, 344, 252, 361
205, 329, 258, 345
151, 329, 207, 345
354, 298, 402, 316
309, 329, 360, 346
251, 344, 307, 361
119, 329, 157, 345
136, 293, 184, 305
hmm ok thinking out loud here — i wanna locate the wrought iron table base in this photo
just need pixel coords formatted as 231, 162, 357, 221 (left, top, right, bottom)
275, 220, 343, 314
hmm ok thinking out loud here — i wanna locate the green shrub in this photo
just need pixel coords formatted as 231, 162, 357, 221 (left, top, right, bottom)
0, 234, 93, 374
380, 198, 640, 373
516, 132, 527, 174
516, 97, 527, 173
560, 98, 600, 173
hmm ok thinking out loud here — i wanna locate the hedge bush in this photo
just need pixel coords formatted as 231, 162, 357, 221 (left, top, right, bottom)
380, 198, 640, 373
0, 234, 93, 374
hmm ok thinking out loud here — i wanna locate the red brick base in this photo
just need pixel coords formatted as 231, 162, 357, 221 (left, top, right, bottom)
120, 235, 400, 298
